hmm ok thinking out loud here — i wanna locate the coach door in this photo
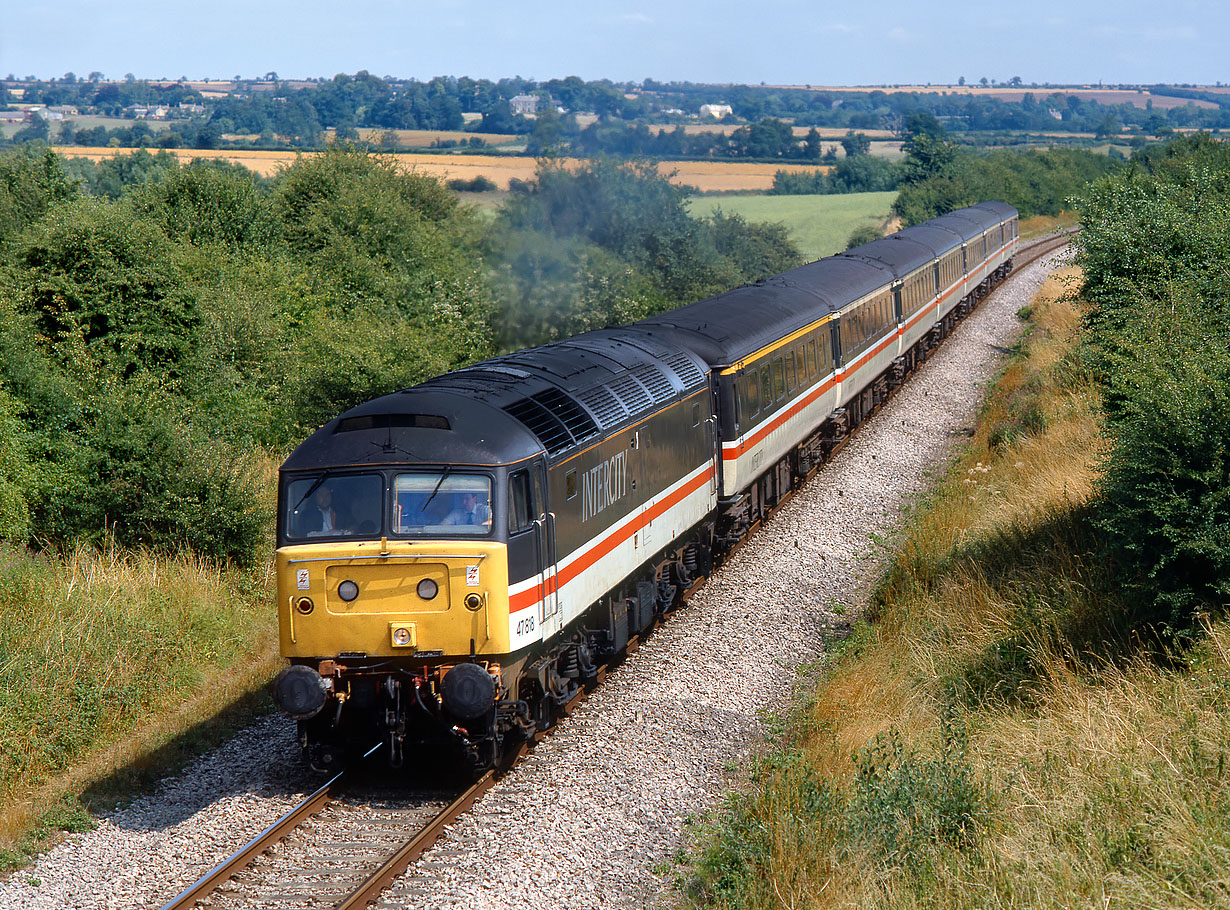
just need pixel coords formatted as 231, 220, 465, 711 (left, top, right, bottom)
532, 460, 561, 636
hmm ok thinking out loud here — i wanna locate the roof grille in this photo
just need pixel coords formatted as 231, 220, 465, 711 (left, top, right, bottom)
663, 352, 705, 388
502, 398, 572, 454
608, 374, 651, 414
532, 388, 599, 443
577, 385, 627, 428
632, 364, 674, 403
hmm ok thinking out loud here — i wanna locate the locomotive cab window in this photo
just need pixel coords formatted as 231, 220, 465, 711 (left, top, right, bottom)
285, 473, 384, 540
392, 472, 492, 535
566, 469, 578, 500
508, 470, 533, 534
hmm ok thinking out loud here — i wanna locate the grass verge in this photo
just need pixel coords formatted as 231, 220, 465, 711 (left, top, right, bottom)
0, 541, 279, 870
683, 264, 1230, 908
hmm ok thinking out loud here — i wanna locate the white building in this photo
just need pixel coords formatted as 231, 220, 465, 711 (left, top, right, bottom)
700, 103, 733, 119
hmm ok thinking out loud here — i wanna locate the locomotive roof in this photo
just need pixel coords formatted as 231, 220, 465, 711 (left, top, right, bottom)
281, 389, 543, 472
282, 328, 710, 472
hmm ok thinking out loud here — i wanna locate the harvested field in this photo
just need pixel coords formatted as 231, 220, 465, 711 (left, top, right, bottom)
352, 127, 521, 147
50, 146, 833, 191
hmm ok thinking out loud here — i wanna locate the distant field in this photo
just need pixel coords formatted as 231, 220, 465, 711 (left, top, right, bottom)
352, 127, 522, 148
689, 191, 898, 260
51, 146, 833, 191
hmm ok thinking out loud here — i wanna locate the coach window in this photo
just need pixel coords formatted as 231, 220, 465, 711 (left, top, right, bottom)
508, 470, 533, 534
760, 365, 772, 408
785, 351, 797, 391
772, 358, 785, 400
747, 371, 760, 416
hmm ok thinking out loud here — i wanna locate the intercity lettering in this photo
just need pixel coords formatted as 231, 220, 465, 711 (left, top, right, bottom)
581, 450, 629, 522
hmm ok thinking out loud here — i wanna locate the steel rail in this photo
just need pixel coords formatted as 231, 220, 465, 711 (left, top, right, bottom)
158, 742, 381, 910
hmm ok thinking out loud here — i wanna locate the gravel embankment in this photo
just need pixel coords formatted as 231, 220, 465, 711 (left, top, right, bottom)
0, 251, 1065, 910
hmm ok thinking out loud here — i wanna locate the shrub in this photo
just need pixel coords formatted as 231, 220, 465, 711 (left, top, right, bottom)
447, 175, 497, 192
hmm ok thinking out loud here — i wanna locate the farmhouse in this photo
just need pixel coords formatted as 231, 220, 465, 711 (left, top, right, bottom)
510, 94, 540, 115
700, 103, 733, 119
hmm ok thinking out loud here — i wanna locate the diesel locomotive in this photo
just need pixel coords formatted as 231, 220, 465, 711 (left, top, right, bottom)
272, 202, 1019, 773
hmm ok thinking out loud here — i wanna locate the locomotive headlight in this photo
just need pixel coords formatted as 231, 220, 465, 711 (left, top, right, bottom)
337, 580, 359, 602
389, 622, 416, 648
464, 593, 483, 612
417, 578, 439, 600
296, 597, 314, 614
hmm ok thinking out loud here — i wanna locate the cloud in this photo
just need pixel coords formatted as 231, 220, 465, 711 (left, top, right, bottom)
823, 23, 858, 34
887, 26, 910, 43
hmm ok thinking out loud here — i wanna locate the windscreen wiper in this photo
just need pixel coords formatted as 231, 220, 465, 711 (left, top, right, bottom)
291, 470, 332, 514
422, 465, 452, 512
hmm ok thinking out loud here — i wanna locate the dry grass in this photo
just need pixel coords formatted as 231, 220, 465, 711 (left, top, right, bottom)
51, 146, 833, 191
687, 267, 1230, 909
1019, 212, 1081, 240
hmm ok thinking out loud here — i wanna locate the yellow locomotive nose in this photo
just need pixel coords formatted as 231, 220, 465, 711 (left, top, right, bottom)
277, 540, 510, 659
323, 563, 451, 614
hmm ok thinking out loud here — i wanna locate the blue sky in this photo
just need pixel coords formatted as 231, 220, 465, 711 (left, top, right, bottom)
2, 1, 1223, 86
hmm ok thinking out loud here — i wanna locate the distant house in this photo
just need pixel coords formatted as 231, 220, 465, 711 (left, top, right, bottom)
700, 103, 732, 119
126, 104, 169, 119
178, 101, 205, 114
509, 94, 539, 115
0, 111, 28, 123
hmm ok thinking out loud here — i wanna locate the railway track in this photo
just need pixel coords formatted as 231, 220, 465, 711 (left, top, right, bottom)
159, 231, 1070, 910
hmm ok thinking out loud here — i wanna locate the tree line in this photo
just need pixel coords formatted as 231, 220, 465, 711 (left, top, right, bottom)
0, 147, 799, 562
6, 73, 1228, 155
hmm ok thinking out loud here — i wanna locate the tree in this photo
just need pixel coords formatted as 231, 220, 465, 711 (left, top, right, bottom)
841, 131, 871, 157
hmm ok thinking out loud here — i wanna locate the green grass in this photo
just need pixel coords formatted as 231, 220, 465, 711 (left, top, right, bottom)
689, 191, 898, 261
0, 540, 280, 862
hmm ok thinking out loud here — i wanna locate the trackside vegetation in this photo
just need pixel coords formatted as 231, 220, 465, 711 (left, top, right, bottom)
686, 134, 1230, 908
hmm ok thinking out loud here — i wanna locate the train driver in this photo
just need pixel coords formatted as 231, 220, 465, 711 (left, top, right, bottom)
442, 490, 491, 528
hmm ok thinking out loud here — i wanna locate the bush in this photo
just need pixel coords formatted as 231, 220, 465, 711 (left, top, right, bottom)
1091, 301, 1230, 626
846, 225, 882, 249
129, 160, 280, 250
447, 175, 497, 192
1074, 136, 1230, 628
37, 382, 269, 561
